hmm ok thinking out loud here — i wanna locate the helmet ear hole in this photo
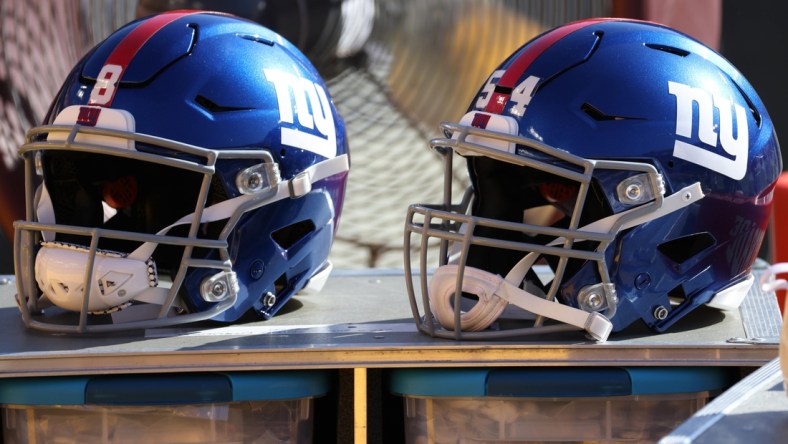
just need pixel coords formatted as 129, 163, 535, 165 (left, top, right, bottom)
271, 219, 316, 250
657, 232, 716, 265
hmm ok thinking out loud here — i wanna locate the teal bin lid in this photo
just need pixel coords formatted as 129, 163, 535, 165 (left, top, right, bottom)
0, 370, 332, 406
389, 367, 738, 398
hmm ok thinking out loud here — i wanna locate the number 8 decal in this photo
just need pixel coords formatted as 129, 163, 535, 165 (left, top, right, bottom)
89, 64, 123, 106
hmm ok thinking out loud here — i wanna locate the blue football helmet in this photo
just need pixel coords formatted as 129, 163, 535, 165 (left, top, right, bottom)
404, 18, 782, 341
14, 11, 349, 332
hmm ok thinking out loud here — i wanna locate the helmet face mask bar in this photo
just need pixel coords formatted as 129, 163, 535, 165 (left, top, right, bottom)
405, 116, 702, 342
16, 112, 348, 333
404, 18, 781, 342
13, 11, 350, 333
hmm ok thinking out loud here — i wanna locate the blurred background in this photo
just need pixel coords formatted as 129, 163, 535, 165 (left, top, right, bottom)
1, 0, 785, 274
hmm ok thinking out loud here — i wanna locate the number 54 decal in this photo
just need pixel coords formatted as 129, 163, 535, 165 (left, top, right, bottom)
474, 69, 540, 116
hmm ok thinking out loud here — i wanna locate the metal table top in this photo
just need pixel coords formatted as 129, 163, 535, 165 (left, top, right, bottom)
0, 267, 780, 377
661, 357, 788, 444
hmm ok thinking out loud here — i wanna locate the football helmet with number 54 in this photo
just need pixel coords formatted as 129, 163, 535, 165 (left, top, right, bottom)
404, 18, 781, 342
14, 11, 349, 332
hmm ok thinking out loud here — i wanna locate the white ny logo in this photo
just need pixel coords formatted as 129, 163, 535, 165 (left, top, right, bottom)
263, 69, 337, 158
668, 81, 748, 180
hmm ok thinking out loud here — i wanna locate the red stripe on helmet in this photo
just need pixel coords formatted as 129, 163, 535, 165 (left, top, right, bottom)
484, 18, 612, 114
89, 11, 202, 106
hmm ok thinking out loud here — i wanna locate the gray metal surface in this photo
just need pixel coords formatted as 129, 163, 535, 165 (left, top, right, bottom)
661, 358, 788, 443
0, 268, 780, 378
740, 266, 783, 341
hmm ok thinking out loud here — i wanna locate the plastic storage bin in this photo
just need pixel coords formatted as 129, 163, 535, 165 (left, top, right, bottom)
389, 366, 738, 443
0, 370, 332, 444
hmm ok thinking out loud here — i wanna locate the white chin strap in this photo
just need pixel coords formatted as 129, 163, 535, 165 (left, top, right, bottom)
428, 181, 706, 342
33, 154, 349, 314
760, 262, 788, 294
429, 264, 613, 342
126, 153, 349, 262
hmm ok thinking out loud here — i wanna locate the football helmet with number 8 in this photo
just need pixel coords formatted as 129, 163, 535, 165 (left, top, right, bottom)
404, 18, 781, 341
14, 11, 349, 332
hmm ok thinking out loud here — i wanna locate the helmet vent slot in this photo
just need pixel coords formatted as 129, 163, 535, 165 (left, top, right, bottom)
194, 95, 252, 113
657, 232, 715, 265
238, 33, 274, 46
733, 83, 762, 127
581, 103, 643, 122
271, 219, 316, 250
644, 43, 690, 57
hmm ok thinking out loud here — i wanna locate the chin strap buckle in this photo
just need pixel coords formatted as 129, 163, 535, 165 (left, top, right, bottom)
288, 170, 313, 198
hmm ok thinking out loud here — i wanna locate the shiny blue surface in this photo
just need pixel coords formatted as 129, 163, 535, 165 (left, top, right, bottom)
34, 12, 348, 325
464, 19, 781, 332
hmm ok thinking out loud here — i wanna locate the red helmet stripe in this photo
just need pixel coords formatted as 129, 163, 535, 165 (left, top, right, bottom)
485, 18, 612, 114
89, 11, 202, 106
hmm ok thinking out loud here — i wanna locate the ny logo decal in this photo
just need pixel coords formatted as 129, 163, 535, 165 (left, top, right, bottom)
668, 81, 749, 180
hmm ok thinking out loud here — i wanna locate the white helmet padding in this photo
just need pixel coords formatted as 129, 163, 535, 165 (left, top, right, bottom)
47, 105, 136, 150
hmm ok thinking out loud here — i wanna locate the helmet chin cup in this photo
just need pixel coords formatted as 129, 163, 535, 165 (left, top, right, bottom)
34, 242, 159, 313
429, 265, 508, 332
427, 265, 613, 342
